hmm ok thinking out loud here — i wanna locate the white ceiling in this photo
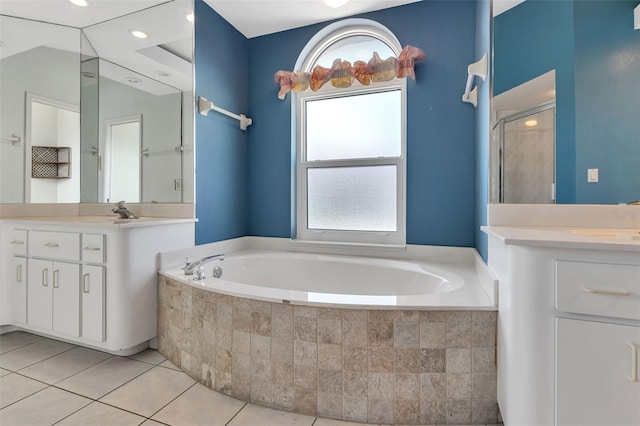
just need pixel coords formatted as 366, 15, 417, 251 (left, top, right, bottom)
493, 0, 525, 16
203, 0, 422, 39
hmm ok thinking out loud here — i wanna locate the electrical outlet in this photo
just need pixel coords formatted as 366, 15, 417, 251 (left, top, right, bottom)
587, 168, 599, 183
174, 179, 182, 191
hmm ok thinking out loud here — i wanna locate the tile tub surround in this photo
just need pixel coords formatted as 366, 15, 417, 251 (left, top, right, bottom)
157, 276, 498, 425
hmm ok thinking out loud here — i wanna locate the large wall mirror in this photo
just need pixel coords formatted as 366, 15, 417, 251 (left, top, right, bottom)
491, 0, 639, 205
0, 0, 194, 204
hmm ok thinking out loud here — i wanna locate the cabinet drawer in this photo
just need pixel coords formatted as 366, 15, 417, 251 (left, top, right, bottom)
556, 260, 640, 320
29, 231, 80, 261
82, 234, 105, 264
6, 229, 27, 256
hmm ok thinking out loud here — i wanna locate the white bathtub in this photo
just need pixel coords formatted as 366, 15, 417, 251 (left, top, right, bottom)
160, 249, 494, 309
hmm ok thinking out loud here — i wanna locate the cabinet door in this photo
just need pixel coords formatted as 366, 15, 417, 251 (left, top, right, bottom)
557, 318, 640, 426
81, 265, 105, 342
6, 257, 27, 323
27, 259, 53, 330
52, 262, 80, 337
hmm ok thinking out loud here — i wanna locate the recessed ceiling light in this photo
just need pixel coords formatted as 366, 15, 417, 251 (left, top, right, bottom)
69, 0, 88, 7
186, 13, 194, 23
525, 120, 538, 127
130, 30, 148, 39
322, 0, 349, 8
126, 77, 141, 84
156, 71, 170, 77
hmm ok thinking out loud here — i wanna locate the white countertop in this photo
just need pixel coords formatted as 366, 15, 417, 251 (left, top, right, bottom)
1, 216, 197, 229
482, 226, 640, 252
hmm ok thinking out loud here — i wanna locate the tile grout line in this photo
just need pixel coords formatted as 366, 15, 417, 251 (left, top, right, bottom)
0, 343, 78, 373
224, 401, 249, 426
0, 335, 46, 356
0, 381, 51, 411
144, 380, 199, 422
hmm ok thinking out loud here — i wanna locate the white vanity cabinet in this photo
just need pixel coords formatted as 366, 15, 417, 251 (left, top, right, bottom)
484, 228, 640, 426
1, 217, 194, 355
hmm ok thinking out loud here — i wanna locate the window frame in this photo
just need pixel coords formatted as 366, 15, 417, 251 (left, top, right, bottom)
295, 26, 407, 245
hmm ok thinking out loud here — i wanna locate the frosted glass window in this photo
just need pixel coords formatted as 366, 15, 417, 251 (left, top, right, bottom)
306, 90, 401, 161
307, 165, 397, 232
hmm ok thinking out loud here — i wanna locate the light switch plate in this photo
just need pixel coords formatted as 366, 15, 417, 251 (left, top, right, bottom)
587, 168, 599, 183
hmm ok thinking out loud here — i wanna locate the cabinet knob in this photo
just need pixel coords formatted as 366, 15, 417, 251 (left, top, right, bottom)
10, 240, 25, 245
83, 247, 101, 251
44, 242, 60, 248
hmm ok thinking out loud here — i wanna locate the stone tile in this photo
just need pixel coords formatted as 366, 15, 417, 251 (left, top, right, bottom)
232, 297, 252, 332
471, 399, 499, 424
420, 348, 445, 373
272, 337, 293, 363
294, 316, 317, 342
316, 415, 367, 426
159, 359, 181, 370
232, 330, 250, 355
293, 388, 317, 415
420, 311, 447, 323
395, 373, 419, 400
231, 354, 251, 400
446, 311, 472, 348
215, 370, 232, 395
395, 398, 420, 424
294, 340, 317, 366
343, 371, 368, 397
368, 398, 393, 424
272, 304, 293, 338
0, 332, 43, 354
318, 319, 342, 344
368, 310, 393, 323
19, 347, 111, 385
0, 387, 90, 425
342, 310, 367, 322
294, 305, 317, 319
272, 361, 294, 386
57, 357, 153, 400
251, 357, 271, 384
421, 373, 446, 401
368, 372, 394, 400
472, 347, 496, 373
57, 402, 144, 426
129, 348, 166, 365
294, 364, 318, 390
251, 380, 271, 405
229, 403, 315, 425
216, 300, 233, 350
447, 399, 471, 424
420, 322, 446, 348
472, 373, 497, 399
272, 383, 294, 411
395, 322, 419, 348
447, 373, 472, 399
0, 339, 74, 371
318, 343, 342, 371
343, 346, 368, 372
318, 392, 342, 419
447, 348, 471, 373
251, 299, 272, 315
251, 334, 271, 360
201, 363, 214, 388
319, 369, 342, 394
318, 308, 342, 321
395, 310, 420, 323
368, 321, 393, 347
100, 366, 196, 417
342, 320, 367, 347
216, 347, 232, 373
420, 399, 446, 424
0, 373, 48, 408
252, 312, 272, 337
342, 395, 368, 423
395, 348, 420, 373
369, 347, 394, 373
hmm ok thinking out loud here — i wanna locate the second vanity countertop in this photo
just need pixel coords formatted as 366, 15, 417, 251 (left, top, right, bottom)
482, 226, 640, 252
1, 216, 198, 229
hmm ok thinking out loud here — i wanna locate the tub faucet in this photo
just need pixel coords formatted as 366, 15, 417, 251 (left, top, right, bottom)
627, 200, 640, 205
182, 254, 225, 275
112, 201, 136, 219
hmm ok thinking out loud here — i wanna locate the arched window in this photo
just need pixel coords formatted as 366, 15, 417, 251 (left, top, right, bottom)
295, 20, 406, 245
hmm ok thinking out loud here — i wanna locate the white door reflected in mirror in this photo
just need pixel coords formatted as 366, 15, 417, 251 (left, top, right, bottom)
102, 117, 141, 203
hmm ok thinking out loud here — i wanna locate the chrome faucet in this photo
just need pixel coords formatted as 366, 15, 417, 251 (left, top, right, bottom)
182, 254, 225, 275
627, 200, 640, 205
112, 201, 136, 219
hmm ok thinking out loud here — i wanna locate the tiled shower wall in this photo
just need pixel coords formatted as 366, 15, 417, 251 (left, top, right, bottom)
157, 276, 498, 424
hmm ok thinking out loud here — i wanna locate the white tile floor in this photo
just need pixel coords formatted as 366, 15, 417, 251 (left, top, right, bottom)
0, 332, 502, 426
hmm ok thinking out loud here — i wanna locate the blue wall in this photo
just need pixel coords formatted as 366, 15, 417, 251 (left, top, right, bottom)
474, 0, 490, 262
494, 0, 576, 203
194, 0, 249, 244
247, 1, 478, 247
574, 0, 640, 203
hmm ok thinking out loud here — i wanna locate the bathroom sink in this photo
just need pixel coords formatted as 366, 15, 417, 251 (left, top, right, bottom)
566, 228, 640, 240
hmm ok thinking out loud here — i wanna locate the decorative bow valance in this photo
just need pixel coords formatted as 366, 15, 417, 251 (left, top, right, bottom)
274, 45, 426, 100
